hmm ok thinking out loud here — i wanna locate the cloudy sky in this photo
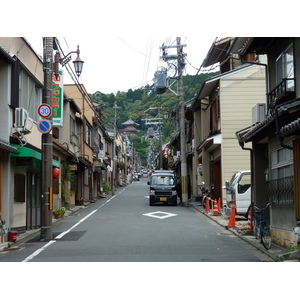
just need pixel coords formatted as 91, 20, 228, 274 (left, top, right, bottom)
26, 36, 216, 94
8, 1, 288, 96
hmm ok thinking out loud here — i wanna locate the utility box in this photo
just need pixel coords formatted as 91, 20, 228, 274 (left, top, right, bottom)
147, 127, 154, 138
154, 70, 167, 94
252, 103, 265, 124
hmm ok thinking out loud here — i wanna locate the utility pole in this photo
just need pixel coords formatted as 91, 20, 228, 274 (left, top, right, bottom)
112, 104, 117, 196
177, 37, 188, 206
144, 106, 164, 169
158, 106, 163, 170
40, 37, 53, 240
156, 38, 187, 204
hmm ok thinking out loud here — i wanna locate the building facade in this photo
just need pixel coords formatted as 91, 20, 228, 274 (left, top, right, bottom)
235, 37, 300, 247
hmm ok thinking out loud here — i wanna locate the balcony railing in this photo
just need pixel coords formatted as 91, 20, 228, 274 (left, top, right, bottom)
267, 78, 296, 110
267, 176, 294, 205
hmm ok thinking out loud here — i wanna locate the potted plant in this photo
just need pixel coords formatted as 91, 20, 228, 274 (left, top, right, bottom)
52, 207, 66, 219
102, 180, 110, 194
75, 197, 85, 206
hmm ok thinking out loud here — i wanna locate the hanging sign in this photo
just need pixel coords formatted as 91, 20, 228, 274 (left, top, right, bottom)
52, 70, 64, 127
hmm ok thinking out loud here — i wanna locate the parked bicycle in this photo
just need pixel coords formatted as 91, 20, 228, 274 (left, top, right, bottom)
254, 203, 272, 250
201, 186, 212, 208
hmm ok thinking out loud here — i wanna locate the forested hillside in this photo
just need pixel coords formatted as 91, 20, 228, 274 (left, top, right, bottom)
89, 72, 219, 161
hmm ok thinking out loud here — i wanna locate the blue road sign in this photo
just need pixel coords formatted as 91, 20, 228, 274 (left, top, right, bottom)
37, 119, 52, 134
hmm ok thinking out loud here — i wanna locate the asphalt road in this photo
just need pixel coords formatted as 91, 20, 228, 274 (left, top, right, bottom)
0, 178, 273, 262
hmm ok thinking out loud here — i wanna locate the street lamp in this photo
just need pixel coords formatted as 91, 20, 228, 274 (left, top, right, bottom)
54, 45, 84, 79
72, 46, 84, 76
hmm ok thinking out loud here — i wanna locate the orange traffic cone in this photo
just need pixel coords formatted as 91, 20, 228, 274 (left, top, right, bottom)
226, 205, 236, 229
217, 197, 221, 213
205, 197, 210, 212
213, 199, 219, 216
246, 210, 252, 231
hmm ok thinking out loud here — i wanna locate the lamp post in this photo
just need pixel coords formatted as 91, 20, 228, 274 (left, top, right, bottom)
40, 37, 84, 241
54, 45, 84, 79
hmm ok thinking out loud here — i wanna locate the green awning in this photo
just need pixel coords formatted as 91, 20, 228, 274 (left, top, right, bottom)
10, 144, 60, 168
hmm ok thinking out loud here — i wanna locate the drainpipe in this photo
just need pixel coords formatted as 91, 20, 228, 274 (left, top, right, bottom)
236, 131, 254, 226
241, 58, 269, 100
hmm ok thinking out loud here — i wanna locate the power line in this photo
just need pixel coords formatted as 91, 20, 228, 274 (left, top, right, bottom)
117, 37, 147, 57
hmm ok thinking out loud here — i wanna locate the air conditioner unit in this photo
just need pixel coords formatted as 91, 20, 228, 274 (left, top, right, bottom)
14, 107, 31, 134
252, 103, 266, 124
15, 107, 28, 128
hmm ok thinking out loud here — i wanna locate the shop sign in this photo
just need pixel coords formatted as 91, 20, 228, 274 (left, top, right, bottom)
52, 70, 64, 126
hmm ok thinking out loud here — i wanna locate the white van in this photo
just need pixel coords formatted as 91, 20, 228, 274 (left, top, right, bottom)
224, 171, 251, 216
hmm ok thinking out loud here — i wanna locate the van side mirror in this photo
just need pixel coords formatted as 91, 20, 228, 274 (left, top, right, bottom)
147, 181, 150, 185
225, 180, 230, 189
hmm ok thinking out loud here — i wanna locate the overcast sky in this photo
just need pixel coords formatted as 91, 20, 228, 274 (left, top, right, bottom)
5, 0, 294, 95
26, 36, 216, 95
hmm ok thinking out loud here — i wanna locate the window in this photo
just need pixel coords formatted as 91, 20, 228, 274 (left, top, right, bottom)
151, 175, 174, 185
276, 44, 294, 90
105, 141, 110, 154
210, 95, 220, 134
270, 147, 293, 179
19, 69, 42, 121
237, 174, 251, 194
268, 147, 294, 205
84, 121, 93, 147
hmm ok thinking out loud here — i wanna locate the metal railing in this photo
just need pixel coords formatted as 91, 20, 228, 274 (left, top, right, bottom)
267, 176, 294, 205
267, 78, 295, 110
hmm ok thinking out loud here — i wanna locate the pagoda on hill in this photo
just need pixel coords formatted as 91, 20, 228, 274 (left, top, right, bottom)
121, 118, 139, 137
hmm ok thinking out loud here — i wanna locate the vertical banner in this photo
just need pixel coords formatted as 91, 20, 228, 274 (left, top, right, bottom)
52, 70, 64, 126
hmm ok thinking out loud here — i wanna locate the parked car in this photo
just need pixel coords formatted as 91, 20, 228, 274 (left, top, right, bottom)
147, 171, 177, 206
223, 170, 251, 216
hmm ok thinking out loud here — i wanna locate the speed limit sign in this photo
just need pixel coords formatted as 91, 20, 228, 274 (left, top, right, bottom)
38, 104, 52, 118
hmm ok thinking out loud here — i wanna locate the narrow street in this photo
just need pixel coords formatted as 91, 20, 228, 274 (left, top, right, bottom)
0, 178, 273, 262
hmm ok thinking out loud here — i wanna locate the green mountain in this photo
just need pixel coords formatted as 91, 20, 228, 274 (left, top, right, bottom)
89, 72, 219, 163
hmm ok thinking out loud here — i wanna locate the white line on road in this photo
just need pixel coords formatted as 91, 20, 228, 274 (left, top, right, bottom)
55, 209, 98, 240
22, 195, 115, 262
22, 240, 56, 262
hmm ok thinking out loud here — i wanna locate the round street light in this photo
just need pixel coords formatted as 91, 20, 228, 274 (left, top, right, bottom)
54, 44, 84, 79
73, 45, 84, 77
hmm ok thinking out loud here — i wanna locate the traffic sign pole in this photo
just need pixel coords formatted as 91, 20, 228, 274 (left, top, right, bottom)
41, 37, 53, 241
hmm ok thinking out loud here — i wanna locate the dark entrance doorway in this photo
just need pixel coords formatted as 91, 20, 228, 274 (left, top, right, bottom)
26, 171, 41, 230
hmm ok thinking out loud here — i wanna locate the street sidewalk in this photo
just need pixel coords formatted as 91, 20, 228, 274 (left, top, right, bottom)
188, 201, 295, 262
